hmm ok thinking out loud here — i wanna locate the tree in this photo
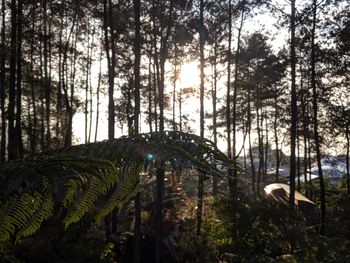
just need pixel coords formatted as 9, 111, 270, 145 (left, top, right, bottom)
133, 0, 141, 261
103, 0, 117, 241
238, 32, 286, 193
196, 0, 205, 236
310, 0, 326, 235
289, 0, 297, 210
0, 0, 6, 162
15, 0, 23, 159
8, 0, 17, 161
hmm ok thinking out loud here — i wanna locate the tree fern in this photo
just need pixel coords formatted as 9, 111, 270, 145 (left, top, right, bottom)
0, 131, 236, 243
15, 189, 54, 242
95, 161, 143, 222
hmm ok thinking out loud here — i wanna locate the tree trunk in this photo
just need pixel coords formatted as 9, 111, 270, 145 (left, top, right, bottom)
15, 0, 23, 159
172, 45, 177, 131
274, 97, 280, 180
231, 1, 244, 196
62, 3, 78, 147
248, 91, 256, 194
133, 0, 141, 261
155, 0, 173, 261
297, 132, 301, 191
301, 91, 309, 194
95, 37, 103, 142
103, 0, 116, 241
8, 0, 17, 161
30, 36, 37, 154
148, 53, 153, 132
310, 0, 325, 235
88, 26, 94, 143
264, 114, 268, 181
196, 0, 205, 236
152, 3, 159, 132
212, 42, 218, 195
43, 0, 51, 149
346, 123, 350, 194
256, 107, 263, 194
103, 0, 116, 141
0, 0, 6, 162
226, 0, 233, 197
85, 24, 90, 144
307, 122, 313, 199
289, 0, 297, 209
39, 27, 45, 150
56, 0, 64, 142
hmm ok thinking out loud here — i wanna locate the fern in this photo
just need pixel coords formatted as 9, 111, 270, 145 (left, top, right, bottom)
0, 131, 236, 243
15, 190, 54, 242
63, 166, 120, 229
95, 161, 143, 222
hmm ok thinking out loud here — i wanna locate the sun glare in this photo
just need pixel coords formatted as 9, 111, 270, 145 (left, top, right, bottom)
179, 62, 200, 89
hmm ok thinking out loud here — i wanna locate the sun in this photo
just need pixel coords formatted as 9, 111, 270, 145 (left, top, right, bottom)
179, 62, 200, 90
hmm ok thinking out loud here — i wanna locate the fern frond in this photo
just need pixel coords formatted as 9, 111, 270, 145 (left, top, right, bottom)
0, 194, 40, 242
0, 131, 238, 242
63, 166, 120, 229
95, 161, 143, 222
15, 190, 54, 242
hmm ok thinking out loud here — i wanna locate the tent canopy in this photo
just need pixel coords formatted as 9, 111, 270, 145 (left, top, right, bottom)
264, 183, 315, 208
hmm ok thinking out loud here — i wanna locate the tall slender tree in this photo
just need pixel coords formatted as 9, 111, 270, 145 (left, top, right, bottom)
310, 0, 325, 234
103, 0, 117, 241
8, 0, 17, 160
289, 0, 297, 209
196, 0, 205, 236
133, 0, 141, 262
0, 0, 6, 162
15, 0, 23, 159
43, 0, 51, 149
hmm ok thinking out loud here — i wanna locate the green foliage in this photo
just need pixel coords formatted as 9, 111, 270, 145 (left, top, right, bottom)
0, 156, 120, 243
173, 218, 217, 263
199, 195, 350, 262
100, 242, 118, 263
0, 131, 234, 243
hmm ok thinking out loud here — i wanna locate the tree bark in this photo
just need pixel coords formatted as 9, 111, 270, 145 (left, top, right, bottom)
346, 123, 349, 194
212, 42, 218, 195
172, 45, 177, 131
226, 0, 233, 196
103, 0, 116, 141
274, 97, 280, 180
103, 0, 116, 241
43, 0, 51, 149
196, 0, 205, 236
133, 0, 141, 261
0, 0, 6, 162
95, 37, 103, 142
231, 1, 244, 196
62, 2, 78, 147
85, 24, 90, 144
15, 0, 23, 159
155, 0, 173, 261
310, 0, 325, 235
248, 91, 256, 194
148, 52, 153, 132
8, 0, 17, 161
289, 0, 297, 209
256, 107, 263, 194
